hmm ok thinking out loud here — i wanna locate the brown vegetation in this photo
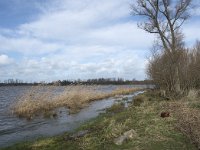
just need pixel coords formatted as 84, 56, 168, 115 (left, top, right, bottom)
131, 0, 200, 96
138, 90, 200, 149
12, 86, 140, 118
131, 1, 200, 147
148, 42, 200, 96
164, 98, 200, 149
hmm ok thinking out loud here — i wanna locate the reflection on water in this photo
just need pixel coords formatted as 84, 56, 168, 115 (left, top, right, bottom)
0, 85, 147, 147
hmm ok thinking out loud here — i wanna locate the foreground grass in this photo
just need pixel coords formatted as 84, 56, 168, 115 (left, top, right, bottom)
12, 86, 140, 118
3, 90, 198, 150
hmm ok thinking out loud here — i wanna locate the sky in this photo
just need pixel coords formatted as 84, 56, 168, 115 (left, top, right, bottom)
0, 0, 199, 82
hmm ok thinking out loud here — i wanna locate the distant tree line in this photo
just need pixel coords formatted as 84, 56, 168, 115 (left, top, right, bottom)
0, 78, 153, 86
50, 78, 153, 86
0, 79, 41, 86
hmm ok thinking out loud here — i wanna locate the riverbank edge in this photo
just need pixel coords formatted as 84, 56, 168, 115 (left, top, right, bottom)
12, 87, 141, 119
1, 90, 198, 150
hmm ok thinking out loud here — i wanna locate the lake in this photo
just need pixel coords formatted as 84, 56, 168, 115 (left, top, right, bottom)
0, 85, 149, 147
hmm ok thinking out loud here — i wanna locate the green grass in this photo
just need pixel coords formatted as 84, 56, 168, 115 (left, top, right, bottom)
1, 91, 197, 150
190, 101, 200, 109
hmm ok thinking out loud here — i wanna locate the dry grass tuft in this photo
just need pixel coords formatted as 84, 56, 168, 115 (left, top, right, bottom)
12, 86, 140, 118
12, 86, 57, 118
164, 100, 200, 149
187, 89, 199, 100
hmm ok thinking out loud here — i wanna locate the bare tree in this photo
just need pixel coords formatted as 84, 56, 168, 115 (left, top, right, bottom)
131, 0, 192, 94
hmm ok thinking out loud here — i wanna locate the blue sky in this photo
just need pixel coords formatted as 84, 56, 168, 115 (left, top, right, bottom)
0, 0, 199, 82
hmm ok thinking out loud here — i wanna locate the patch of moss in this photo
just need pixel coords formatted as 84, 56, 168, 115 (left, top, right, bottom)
190, 102, 200, 109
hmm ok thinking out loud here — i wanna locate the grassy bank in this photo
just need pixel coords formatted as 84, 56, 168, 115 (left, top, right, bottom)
12, 86, 140, 118
3, 90, 200, 150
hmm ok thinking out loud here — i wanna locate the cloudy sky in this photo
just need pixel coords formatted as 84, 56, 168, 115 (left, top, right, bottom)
0, 0, 199, 82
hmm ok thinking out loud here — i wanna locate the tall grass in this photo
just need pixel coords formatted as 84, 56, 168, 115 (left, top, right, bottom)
12, 85, 140, 118
164, 100, 200, 149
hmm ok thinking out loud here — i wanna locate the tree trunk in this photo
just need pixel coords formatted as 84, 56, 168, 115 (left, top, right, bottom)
174, 66, 181, 94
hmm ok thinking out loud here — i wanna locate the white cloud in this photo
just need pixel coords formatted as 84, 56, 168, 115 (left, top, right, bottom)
0, 54, 13, 65
0, 0, 198, 81
190, 1, 200, 16
0, 0, 153, 57
0, 51, 147, 81
18, 0, 131, 41
183, 20, 200, 47
89, 22, 153, 48
0, 35, 63, 55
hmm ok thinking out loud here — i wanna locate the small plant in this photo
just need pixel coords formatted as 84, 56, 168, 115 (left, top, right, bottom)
187, 89, 198, 101
132, 95, 145, 106
106, 103, 125, 113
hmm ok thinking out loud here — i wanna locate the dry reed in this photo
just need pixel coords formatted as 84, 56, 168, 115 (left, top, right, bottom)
12, 85, 140, 118
164, 100, 200, 149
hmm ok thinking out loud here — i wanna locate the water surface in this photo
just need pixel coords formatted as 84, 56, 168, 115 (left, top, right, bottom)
0, 85, 147, 147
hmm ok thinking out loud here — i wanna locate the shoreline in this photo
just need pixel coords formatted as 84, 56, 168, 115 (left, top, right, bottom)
12, 86, 141, 119
1, 90, 199, 150
0, 90, 143, 148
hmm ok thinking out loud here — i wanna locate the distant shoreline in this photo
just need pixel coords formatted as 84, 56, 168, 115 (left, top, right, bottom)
0, 84, 154, 87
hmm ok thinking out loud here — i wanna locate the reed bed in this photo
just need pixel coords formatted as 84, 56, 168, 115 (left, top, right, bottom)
12, 85, 140, 118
